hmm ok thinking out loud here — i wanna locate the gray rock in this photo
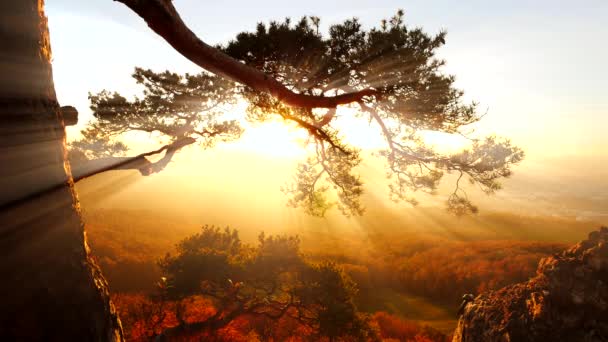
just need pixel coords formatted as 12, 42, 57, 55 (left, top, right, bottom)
452, 227, 608, 342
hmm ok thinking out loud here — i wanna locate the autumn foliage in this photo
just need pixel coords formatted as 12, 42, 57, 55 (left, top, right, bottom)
113, 293, 450, 341
372, 312, 450, 342
349, 239, 566, 306
112, 226, 378, 341
83, 209, 570, 340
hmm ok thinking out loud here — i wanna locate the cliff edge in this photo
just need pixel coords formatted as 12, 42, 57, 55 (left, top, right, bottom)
453, 227, 608, 342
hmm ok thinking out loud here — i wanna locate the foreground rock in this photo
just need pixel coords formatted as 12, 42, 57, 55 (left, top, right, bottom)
453, 227, 608, 342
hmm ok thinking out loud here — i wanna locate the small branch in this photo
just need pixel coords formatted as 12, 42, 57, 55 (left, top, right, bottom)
116, 0, 378, 108
359, 100, 446, 165
72, 136, 196, 182
279, 112, 347, 154
316, 108, 336, 127
192, 129, 221, 138
60, 106, 78, 126
359, 101, 395, 153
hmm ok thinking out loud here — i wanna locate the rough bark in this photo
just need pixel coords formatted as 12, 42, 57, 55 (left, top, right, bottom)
0, 1, 123, 340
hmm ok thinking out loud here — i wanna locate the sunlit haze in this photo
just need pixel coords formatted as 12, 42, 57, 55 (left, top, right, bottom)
45, 0, 608, 231
2, 1, 607, 339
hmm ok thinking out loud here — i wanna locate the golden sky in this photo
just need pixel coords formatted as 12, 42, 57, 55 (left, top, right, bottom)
43, 1, 608, 229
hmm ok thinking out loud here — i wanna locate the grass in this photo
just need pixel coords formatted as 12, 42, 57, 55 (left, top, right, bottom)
357, 287, 457, 334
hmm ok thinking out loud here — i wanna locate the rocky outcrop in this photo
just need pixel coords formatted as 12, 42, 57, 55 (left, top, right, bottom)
453, 227, 608, 342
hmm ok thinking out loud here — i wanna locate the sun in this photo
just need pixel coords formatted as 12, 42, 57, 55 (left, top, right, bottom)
221, 103, 469, 160
419, 130, 469, 154
231, 107, 386, 158
231, 119, 310, 158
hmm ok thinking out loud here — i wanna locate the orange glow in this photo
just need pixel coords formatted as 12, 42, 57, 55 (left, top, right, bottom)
228, 119, 309, 158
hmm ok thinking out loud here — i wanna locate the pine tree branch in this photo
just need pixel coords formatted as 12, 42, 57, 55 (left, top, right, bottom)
72, 136, 195, 182
115, 0, 378, 108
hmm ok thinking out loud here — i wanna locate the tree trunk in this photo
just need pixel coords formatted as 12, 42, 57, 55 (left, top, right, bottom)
0, 1, 123, 340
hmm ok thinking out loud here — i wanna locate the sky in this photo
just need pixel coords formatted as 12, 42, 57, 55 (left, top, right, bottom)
43, 0, 608, 228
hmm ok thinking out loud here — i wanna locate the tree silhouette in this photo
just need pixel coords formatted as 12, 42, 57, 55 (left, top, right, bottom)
0, 1, 525, 340
69, 68, 241, 180
150, 226, 377, 341
73, 10, 523, 216
0, 1, 122, 340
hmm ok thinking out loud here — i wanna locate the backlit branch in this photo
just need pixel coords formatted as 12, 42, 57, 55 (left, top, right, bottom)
94, 6, 525, 216
282, 139, 363, 217
71, 136, 196, 182
69, 68, 243, 181
359, 100, 524, 212
116, 0, 378, 108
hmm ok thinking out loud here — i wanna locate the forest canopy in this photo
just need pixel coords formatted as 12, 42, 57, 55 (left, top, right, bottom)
114, 225, 380, 341
70, 10, 524, 216
86, 210, 569, 341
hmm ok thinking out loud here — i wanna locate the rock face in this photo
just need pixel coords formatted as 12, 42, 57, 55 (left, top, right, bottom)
453, 227, 608, 342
